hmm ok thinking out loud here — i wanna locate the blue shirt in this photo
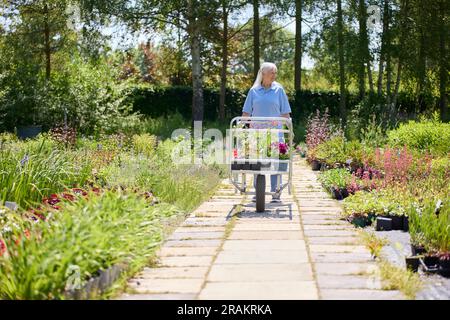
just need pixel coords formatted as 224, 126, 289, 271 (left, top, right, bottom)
242, 81, 292, 117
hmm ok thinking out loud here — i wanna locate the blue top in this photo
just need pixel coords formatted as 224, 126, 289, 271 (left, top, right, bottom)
242, 81, 292, 117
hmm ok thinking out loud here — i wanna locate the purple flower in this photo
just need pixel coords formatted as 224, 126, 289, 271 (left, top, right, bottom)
20, 154, 29, 167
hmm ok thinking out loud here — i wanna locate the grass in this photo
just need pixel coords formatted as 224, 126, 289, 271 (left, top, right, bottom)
359, 230, 422, 299
359, 230, 388, 258
379, 261, 423, 299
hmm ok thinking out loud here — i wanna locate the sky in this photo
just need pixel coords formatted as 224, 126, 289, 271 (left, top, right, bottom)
105, 4, 316, 70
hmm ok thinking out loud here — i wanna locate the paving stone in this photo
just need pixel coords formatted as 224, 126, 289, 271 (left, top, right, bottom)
302, 219, 348, 225
120, 293, 197, 300
136, 267, 209, 279
158, 256, 214, 267
316, 274, 382, 290
175, 226, 226, 233
222, 240, 307, 251
158, 247, 218, 257
304, 229, 357, 237
302, 224, 353, 230
307, 236, 361, 245
228, 230, 303, 240
128, 278, 204, 294
320, 289, 404, 300
215, 250, 309, 264
207, 263, 314, 282
315, 262, 379, 275
168, 231, 224, 241
164, 239, 222, 248
309, 245, 368, 254
233, 223, 301, 231
199, 281, 318, 300
183, 218, 229, 226
312, 252, 375, 263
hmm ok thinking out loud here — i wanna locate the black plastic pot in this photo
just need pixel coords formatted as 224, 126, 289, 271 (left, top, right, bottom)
411, 244, 427, 256
250, 163, 261, 171
340, 188, 349, 199
405, 256, 420, 272
376, 216, 393, 231
311, 160, 321, 171
349, 215, 369, 228
330, 187, 343, 200
438, 259, 450, 277
391, 215, 404, 230
17, 125, 42, 140
423, 255, 440, 268
403, 216, 409, 232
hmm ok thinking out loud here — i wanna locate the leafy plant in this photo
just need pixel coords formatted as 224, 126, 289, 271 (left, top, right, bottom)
318, 168, 352, 190
387, 114, 450, 156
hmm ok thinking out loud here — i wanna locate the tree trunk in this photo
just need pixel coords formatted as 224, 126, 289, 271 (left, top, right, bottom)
377, 0, 389, 97
219, 2, 228, 121
392, 0, 409, 110
417, 1, 426, 113
337, 0, 346, 124
253, 0, 260, 79
384, 0, 391, 106
188, 0, 204, 122
392, 61, 401, 109
357, 0, 368, 100
44, 3, 51, 80
367, 60, 374, 94
294, 0, 303, 91
438, 0, 448, 121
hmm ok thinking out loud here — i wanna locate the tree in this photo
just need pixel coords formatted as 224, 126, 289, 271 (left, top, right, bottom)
336, 0, 346, 123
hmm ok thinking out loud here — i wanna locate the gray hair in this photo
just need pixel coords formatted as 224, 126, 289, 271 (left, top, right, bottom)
252, 62, 278, 89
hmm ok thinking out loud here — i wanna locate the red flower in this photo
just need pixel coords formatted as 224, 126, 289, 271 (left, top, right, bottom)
62, 193, 75, 201
72, 188, 88, 196
24, 229, 31, 239
0, 238, 7, 256
51, 205, 61, 210
233, 149, 238, 159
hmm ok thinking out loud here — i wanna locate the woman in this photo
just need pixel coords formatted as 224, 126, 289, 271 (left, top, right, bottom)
242, 62, 292, 203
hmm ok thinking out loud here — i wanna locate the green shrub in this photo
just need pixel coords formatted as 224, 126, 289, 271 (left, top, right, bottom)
343, 188, 414, 218
318, 168, 352, 190
388, 114, 450, 155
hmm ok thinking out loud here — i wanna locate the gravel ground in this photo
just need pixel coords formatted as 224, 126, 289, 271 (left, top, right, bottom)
372, 229, 450, 300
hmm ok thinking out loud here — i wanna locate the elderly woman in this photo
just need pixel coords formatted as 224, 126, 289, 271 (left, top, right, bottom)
242, 62, 292, 202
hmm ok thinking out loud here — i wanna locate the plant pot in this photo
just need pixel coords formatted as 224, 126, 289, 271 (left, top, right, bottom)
17, 125, 42, 140
376, 216, 392, 231
405, 256, 420, 272
349, 215, 369, 228
423, 255, 439, 268
390, 215, 404, 230
311, 160, 321, 171
411, 244, 426, 256
438, 259, 450, 277
340, 188, 349, 199
242, 163, 251, 170
250, 163, 261, 171
330, 187, 343, 200
403, 216, 409, 232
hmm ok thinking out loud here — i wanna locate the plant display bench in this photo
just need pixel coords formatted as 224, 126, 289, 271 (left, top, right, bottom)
229, 116, 294, 213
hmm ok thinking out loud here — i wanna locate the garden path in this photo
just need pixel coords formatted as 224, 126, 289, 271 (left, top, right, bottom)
118, 157, 404, 300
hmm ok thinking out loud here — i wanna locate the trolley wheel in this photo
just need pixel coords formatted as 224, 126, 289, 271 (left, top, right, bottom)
255, 174, 266, 212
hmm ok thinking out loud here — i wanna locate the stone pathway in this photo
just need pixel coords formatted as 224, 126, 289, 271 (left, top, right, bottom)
118, 157, 404, 300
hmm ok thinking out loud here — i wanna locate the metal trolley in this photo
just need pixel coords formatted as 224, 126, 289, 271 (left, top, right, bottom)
229, 117, 294, 212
